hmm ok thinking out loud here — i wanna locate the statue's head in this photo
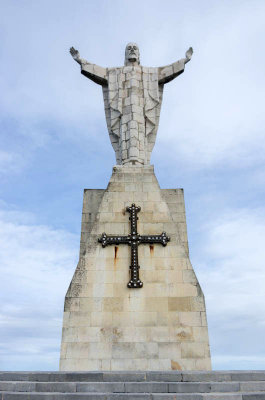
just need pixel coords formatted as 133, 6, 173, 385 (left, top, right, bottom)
125, 42, 140, 65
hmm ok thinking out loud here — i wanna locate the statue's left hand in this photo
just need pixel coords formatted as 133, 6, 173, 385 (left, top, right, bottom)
70, 46, 81, 64
185, 47, 193, 63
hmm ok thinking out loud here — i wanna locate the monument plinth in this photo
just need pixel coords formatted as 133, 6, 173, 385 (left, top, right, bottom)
60, 44, 211, 371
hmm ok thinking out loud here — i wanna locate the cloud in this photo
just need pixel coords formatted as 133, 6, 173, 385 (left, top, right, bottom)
156, 1, 265, 169
1, 204, 264, 370
0, 203, 78, 370
1, 0, 265, 170
0, 0, 264, 371
0, 150, 25, 175
193, 207, 265, 369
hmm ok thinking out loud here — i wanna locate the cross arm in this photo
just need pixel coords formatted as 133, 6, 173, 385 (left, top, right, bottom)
98, 233, 130, 248
139, 232, 170, 247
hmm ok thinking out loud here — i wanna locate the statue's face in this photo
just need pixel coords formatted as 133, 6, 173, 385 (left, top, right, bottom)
125, 43, 140, 64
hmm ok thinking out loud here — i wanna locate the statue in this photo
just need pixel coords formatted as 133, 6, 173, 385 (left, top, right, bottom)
70, 43, 193, 166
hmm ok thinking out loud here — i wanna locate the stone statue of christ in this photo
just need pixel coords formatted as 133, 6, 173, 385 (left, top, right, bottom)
70, 43, 193, 166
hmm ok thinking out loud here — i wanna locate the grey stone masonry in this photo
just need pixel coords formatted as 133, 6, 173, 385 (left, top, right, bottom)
1, 371, 265, 399
59, 165, 211, 371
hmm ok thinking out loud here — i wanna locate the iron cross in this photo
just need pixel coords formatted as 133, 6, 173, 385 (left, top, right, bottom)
98, 203, 170, 288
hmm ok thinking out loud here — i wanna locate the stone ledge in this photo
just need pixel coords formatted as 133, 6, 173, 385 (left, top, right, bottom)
1, 371, 265, 382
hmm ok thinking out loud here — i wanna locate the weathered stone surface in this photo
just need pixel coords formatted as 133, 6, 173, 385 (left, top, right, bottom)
231, 372, 265, 381
146, 372, 182, 382
103, 373, 146, 382
59, 165, 211, 371
77, 382, 125, 392
108, 396, 151, 400
210, 383, 240, 392
182, 372, 232, 382
2, 371, 265, 399
35, 382, 76, 393
169, 382, 211, 393
152, 396, 203, 400
240, 382, 265, 391
124, 382, 168, 393
203, 396, 242, 400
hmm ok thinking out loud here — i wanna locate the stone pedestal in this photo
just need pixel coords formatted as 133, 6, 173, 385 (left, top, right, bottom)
59, 166, 211, 371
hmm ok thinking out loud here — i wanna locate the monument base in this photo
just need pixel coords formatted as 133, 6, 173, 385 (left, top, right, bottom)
60, 165, 211, 371
1, 371, 265, 398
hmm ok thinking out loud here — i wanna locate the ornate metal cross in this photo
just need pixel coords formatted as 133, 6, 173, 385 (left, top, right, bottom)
98, 203, 170, 288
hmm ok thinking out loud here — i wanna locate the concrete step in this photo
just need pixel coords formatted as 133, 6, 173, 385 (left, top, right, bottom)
1, 381, 265, 393
1, 372, 265, 400
1, 391, 265, 399
1, 372, 265, 383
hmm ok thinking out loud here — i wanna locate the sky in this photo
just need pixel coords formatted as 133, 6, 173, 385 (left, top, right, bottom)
0, 0, 265, 371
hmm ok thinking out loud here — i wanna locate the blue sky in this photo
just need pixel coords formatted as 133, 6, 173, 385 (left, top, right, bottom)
1, 0, 265, 370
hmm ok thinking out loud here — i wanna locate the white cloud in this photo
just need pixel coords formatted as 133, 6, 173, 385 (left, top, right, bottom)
199, 207, 265, 313
0, 150, 25, 175
157, 1, 265, 168
0, 204, 78, 370
193, 207, 265, 369
1, 204, 264, 370
1, 0, 265, 169
213, 355, 265, 370
0, 0, 264, 371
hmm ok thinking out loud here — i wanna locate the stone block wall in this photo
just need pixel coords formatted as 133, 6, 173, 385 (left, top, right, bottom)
59, 165, 211, 371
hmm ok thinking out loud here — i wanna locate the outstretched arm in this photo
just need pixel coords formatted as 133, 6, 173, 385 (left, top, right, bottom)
70, 47, 108, 86
158, 47, 193, 84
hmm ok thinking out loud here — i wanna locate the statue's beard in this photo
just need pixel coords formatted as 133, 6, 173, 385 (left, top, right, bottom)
128, 55, 137, 62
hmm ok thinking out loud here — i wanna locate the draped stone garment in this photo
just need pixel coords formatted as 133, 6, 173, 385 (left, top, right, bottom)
81, 60, 185, 165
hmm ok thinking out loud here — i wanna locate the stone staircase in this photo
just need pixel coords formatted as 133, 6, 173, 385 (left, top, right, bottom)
1, 371, 265, 399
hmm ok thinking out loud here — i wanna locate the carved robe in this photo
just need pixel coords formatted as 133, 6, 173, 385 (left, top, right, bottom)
81, 60, 185, 165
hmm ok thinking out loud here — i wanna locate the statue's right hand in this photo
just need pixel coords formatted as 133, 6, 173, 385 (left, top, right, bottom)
70, 46, 80, 60
185, 47, 193, 61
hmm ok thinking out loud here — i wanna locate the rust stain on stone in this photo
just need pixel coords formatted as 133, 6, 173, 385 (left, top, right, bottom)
113, 327, 122, 341
177, 330, 191, 340
114, 246, 118, 269
171, 360, 182, 370
149, 245, 154, 255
